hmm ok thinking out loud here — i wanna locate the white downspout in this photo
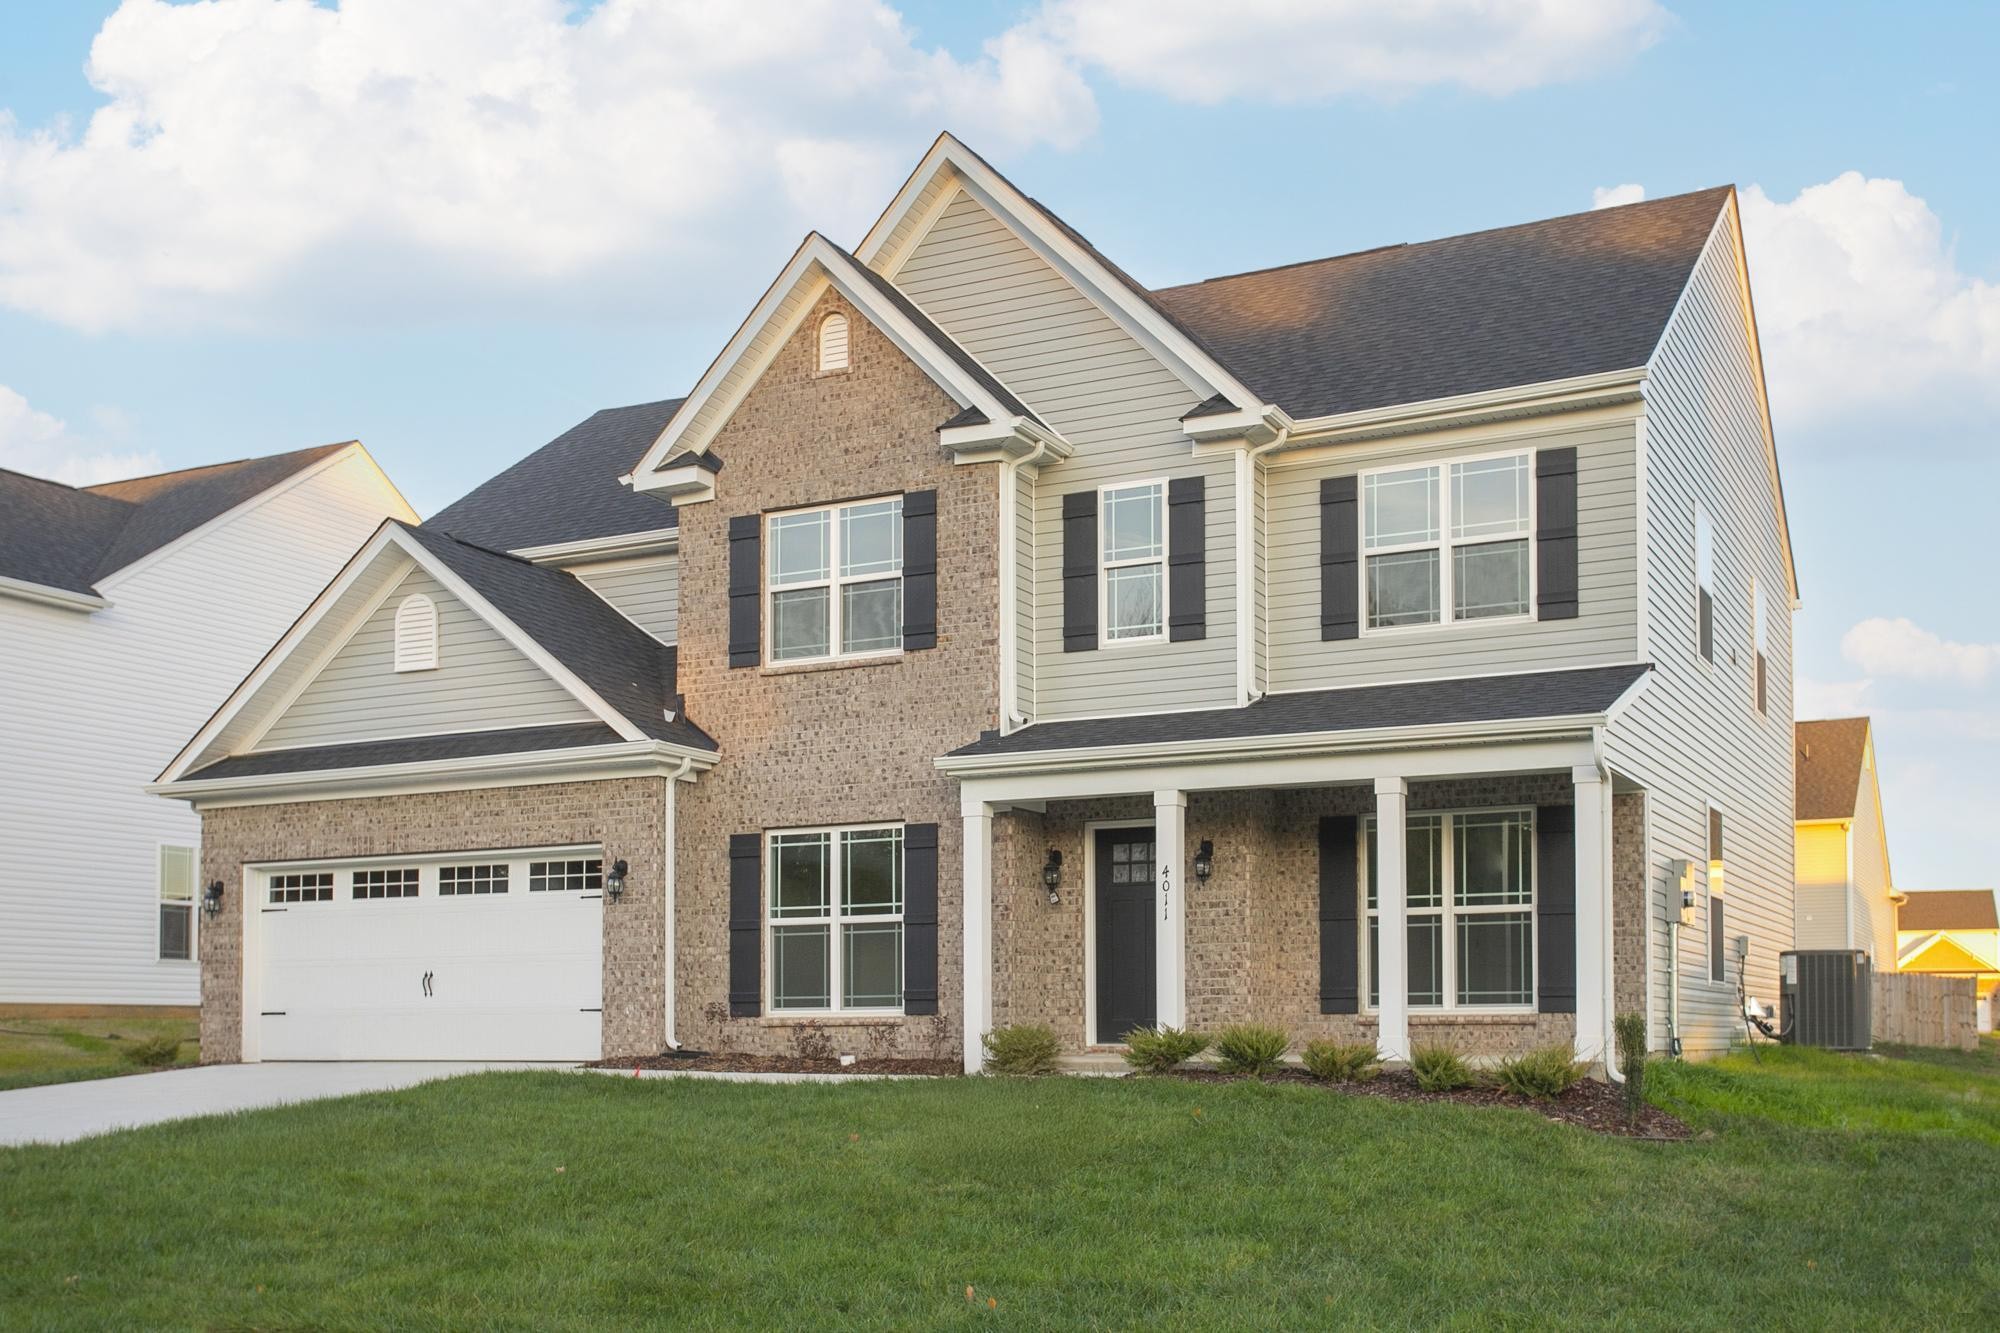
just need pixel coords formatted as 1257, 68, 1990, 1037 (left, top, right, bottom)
1000, 440, 1051, 730
1237, 431, 1289, 704
662, 756, 693, 1049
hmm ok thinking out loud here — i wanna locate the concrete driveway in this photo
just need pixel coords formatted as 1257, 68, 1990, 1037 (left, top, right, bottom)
0, 1062, 560, 1147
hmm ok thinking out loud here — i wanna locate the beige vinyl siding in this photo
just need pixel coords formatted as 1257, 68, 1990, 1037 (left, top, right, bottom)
1794, 823, 1851, 948
896, 189, 1235, 718
1263, 416, 1640, 691
1252, 456, 1269, 693
576, 556, 678, 644
256, 569, 593, 750
1014, 466, 1037, 717
1603, 208, 1797, 1055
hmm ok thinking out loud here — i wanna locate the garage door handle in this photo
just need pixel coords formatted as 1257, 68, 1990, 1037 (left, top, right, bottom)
422, 970, 433, 997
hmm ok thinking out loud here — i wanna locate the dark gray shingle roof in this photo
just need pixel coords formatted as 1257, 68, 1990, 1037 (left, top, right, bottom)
947, 664, 1649, 759
185, 723, 627, 781
426, 400, 683, 552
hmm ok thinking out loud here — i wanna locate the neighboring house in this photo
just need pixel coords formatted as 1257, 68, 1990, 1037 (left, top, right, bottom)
1896, 890, 2000, 1032
0, 444, 413, 1011
1793, 717, 1900, 964
156, 134, 1796, 1071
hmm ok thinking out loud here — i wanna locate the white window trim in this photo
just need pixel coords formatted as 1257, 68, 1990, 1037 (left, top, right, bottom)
1694, 500, 1715, 669
766, 821, 907, 1017
1097, 477, 1168, 648
1359, 806, 1539, 1015
764, 495, 904, 666
256, 848, 605, 907
1356, 447, 1537, 638
157, 841, 197, 964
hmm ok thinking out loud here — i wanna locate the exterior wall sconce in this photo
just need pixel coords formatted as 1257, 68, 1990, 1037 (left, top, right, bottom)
202, 880, 224, 919
1193, 840, 1214, 883
1042, 850, 1062, 905
606, 859, 629, 903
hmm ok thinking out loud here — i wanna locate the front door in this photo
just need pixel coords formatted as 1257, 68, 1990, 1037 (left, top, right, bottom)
1095, 827, 1156, 1043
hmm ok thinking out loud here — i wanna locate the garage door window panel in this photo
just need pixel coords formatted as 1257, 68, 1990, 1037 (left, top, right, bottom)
269, 871, 334, 904
529, 859, 602, 893
440, 864, 509, 896
353, 867, 419, 900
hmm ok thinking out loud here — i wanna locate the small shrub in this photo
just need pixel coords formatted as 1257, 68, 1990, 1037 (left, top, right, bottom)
1213, 1024, 1289, 1076
1410, 1042, 1473, 1092
1123, 1026, 1209, 1073
982, 1024, 1059, 1075
125, 1034, 182, 1067
1494, 1042, 1590, 1099
1301, 1039, 1381, 1083
1615, 1011, 1648, 1121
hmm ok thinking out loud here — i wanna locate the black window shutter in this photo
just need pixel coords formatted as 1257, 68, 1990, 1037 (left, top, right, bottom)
1536, 805, 1577, 1014
902, 823, 940, 1015
1319, 816, 1359, 1014
1167, 475, 1206, 642
728, 833, 762, 1017
727, 514, 762, 668
1319, 476, 1359, 641
1061, 490, 1098, 652
1536, 447, 1579, 621
902, 490, 938, 651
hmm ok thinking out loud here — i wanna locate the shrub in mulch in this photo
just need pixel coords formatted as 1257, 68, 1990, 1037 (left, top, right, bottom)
595, 1052, 958, 1076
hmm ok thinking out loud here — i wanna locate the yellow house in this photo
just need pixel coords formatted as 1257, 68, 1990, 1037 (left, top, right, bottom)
1897, 890, 2000, 1032
1794, 718, 1900, 964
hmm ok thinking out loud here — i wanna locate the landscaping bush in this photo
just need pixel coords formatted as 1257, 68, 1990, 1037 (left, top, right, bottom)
1615, 1011, 1648, 1121
1301, 1039, 1381, 1083
125, 1035, 182, 1068
1122, 1026, 1209, 1073
1212, 1025, 1289, 1076
1494, 1042, 1590, 1100
1410, 1043, 1474, 1092
981, 1024, 1059, 1075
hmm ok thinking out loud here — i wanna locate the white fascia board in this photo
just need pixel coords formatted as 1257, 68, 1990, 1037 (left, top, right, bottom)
0, 574, 108, 612
643, 465, 717, 505
938, 414, 1072, 467
1181, 403, 1293, 447
1269, 370, 1649, 456
515, 527, 678, 565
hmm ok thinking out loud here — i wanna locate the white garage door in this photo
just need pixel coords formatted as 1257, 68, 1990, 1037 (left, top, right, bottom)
255, 848, 604, 1061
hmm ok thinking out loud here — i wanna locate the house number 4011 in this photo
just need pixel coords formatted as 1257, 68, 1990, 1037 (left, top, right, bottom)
1160, 862, 1172, 920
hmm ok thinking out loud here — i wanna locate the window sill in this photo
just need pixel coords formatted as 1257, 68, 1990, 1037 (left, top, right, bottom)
761, 651, 903, 678
759, 1014, 906, 1027
1359, 612, 1535, 640
1357, 1011, 1542, 1025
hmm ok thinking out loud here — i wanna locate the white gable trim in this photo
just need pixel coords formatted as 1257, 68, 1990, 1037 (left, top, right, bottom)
0, 573, 109, 612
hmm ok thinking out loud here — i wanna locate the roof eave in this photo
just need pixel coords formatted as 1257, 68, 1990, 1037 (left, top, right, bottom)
939, 414, 1073, 467
0, 573, 108, 612
1267, 369, 1648, 456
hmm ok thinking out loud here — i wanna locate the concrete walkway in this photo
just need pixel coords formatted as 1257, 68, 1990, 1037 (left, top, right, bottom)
0, 1062, 558, 1147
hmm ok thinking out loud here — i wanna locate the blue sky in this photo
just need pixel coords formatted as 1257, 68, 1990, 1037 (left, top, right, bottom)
3, 1, 1996, 887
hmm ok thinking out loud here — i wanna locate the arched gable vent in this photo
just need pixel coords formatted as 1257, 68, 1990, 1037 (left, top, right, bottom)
393, 593, 439, 672
817, 312, 850, 373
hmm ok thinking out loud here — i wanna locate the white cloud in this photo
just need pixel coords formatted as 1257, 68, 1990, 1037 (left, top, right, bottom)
1024, 0, 1669, 104
0, 0, 1097, 334
0, 385, 160, 485
1794, 674, 1872, 720
1841, 616, 2000, 688
1591, 183, 1646, 209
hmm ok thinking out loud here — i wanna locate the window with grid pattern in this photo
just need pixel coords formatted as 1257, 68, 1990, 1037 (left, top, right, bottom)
269, 871, 334, 904
1364, 810, 1535, 1010
352, 867, 419, 900
439, 864, 509, 896
528, 859, 602, 893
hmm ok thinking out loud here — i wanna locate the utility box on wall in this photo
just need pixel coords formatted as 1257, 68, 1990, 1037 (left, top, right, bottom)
1780, 950, 1872, 1051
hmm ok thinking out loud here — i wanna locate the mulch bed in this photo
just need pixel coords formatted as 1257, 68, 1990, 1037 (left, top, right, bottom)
1167, 1067, 1694, 1140
591, 1051, 959, 1077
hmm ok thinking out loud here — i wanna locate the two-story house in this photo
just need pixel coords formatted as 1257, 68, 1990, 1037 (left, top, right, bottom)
1793, 717, 1900, 964
1, 443, 412, 1011
156, 134, 1796, 1070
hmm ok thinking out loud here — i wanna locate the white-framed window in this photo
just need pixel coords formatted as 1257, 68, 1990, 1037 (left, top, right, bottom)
1362, 809, 1536, 1011
529, 859, 602, 893
353, 867, 419, 900
1707, 806, 1727, 983
817, 312, 850, 373
393, 593, 439, 672
768, 824, 905, 1014
1752, 577, 1768, 714
1361, 452, 1532, 632
1100, 479, 1166, 644
158, 845, 195, 960
1694, 502, 1715, 664
269, 871, 333, 904
439, 864, 509, 896
767, 496, 903, 663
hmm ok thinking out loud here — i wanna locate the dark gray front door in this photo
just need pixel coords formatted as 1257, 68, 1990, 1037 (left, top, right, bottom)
1095, 827, 1156, 1044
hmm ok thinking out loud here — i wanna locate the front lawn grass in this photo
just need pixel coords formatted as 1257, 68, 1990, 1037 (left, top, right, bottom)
2, 1046, 1996, 1328
0, 1014, 199, 1092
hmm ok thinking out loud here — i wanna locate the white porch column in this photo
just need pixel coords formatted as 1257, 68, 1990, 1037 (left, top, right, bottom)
1154, 789, 1188, 1030
961, 798, 995, 1074
1572, 764, 1610, 1066
1374, 777, 1410, 1063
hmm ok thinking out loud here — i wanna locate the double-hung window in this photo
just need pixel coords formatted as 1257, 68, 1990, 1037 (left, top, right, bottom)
1100, 480, 1166, 643
158, 845, 195, 961
1362, 453, 1531, 630
769, 825, 904, 1013
1364, 810, 1536, 1010
767, 497, 903, 662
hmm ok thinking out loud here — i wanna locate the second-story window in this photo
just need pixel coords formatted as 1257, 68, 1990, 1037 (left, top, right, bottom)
1752, 577, 1768, 713
1695, 501, 1715, 663
1363, 453, 1531, 631
1100, 480, 1165, 643
767, 496, 903, 663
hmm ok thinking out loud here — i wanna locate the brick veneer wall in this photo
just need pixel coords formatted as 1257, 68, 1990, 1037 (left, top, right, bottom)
196, 777, 669, 1063
1612, 791, 1648, 1024
670, 288, 1000, 1061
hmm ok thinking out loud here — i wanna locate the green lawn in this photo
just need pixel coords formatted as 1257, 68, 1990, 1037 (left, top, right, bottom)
0, 1015, 199, 1092
2, 1045, 1995, 1329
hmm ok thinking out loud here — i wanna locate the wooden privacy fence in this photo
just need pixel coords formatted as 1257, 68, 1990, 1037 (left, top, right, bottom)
1872, 973, 1978, 1050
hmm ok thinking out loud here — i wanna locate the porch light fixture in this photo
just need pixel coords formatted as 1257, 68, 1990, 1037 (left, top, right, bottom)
1042, 850, 1062, 905
201, 880, 224, 920
1192, 840, 1214, 883
606, 859, 629, 903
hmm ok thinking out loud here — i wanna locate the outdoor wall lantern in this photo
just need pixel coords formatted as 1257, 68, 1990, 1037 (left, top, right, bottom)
606, 859, 630, 903
1192, 840, 1215, 883
1042, 850, 1063, 905
201, 880, 224, 919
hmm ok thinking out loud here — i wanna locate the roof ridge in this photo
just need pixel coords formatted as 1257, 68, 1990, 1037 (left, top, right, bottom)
0, 464, 138, 503
82, 440, 353, 494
